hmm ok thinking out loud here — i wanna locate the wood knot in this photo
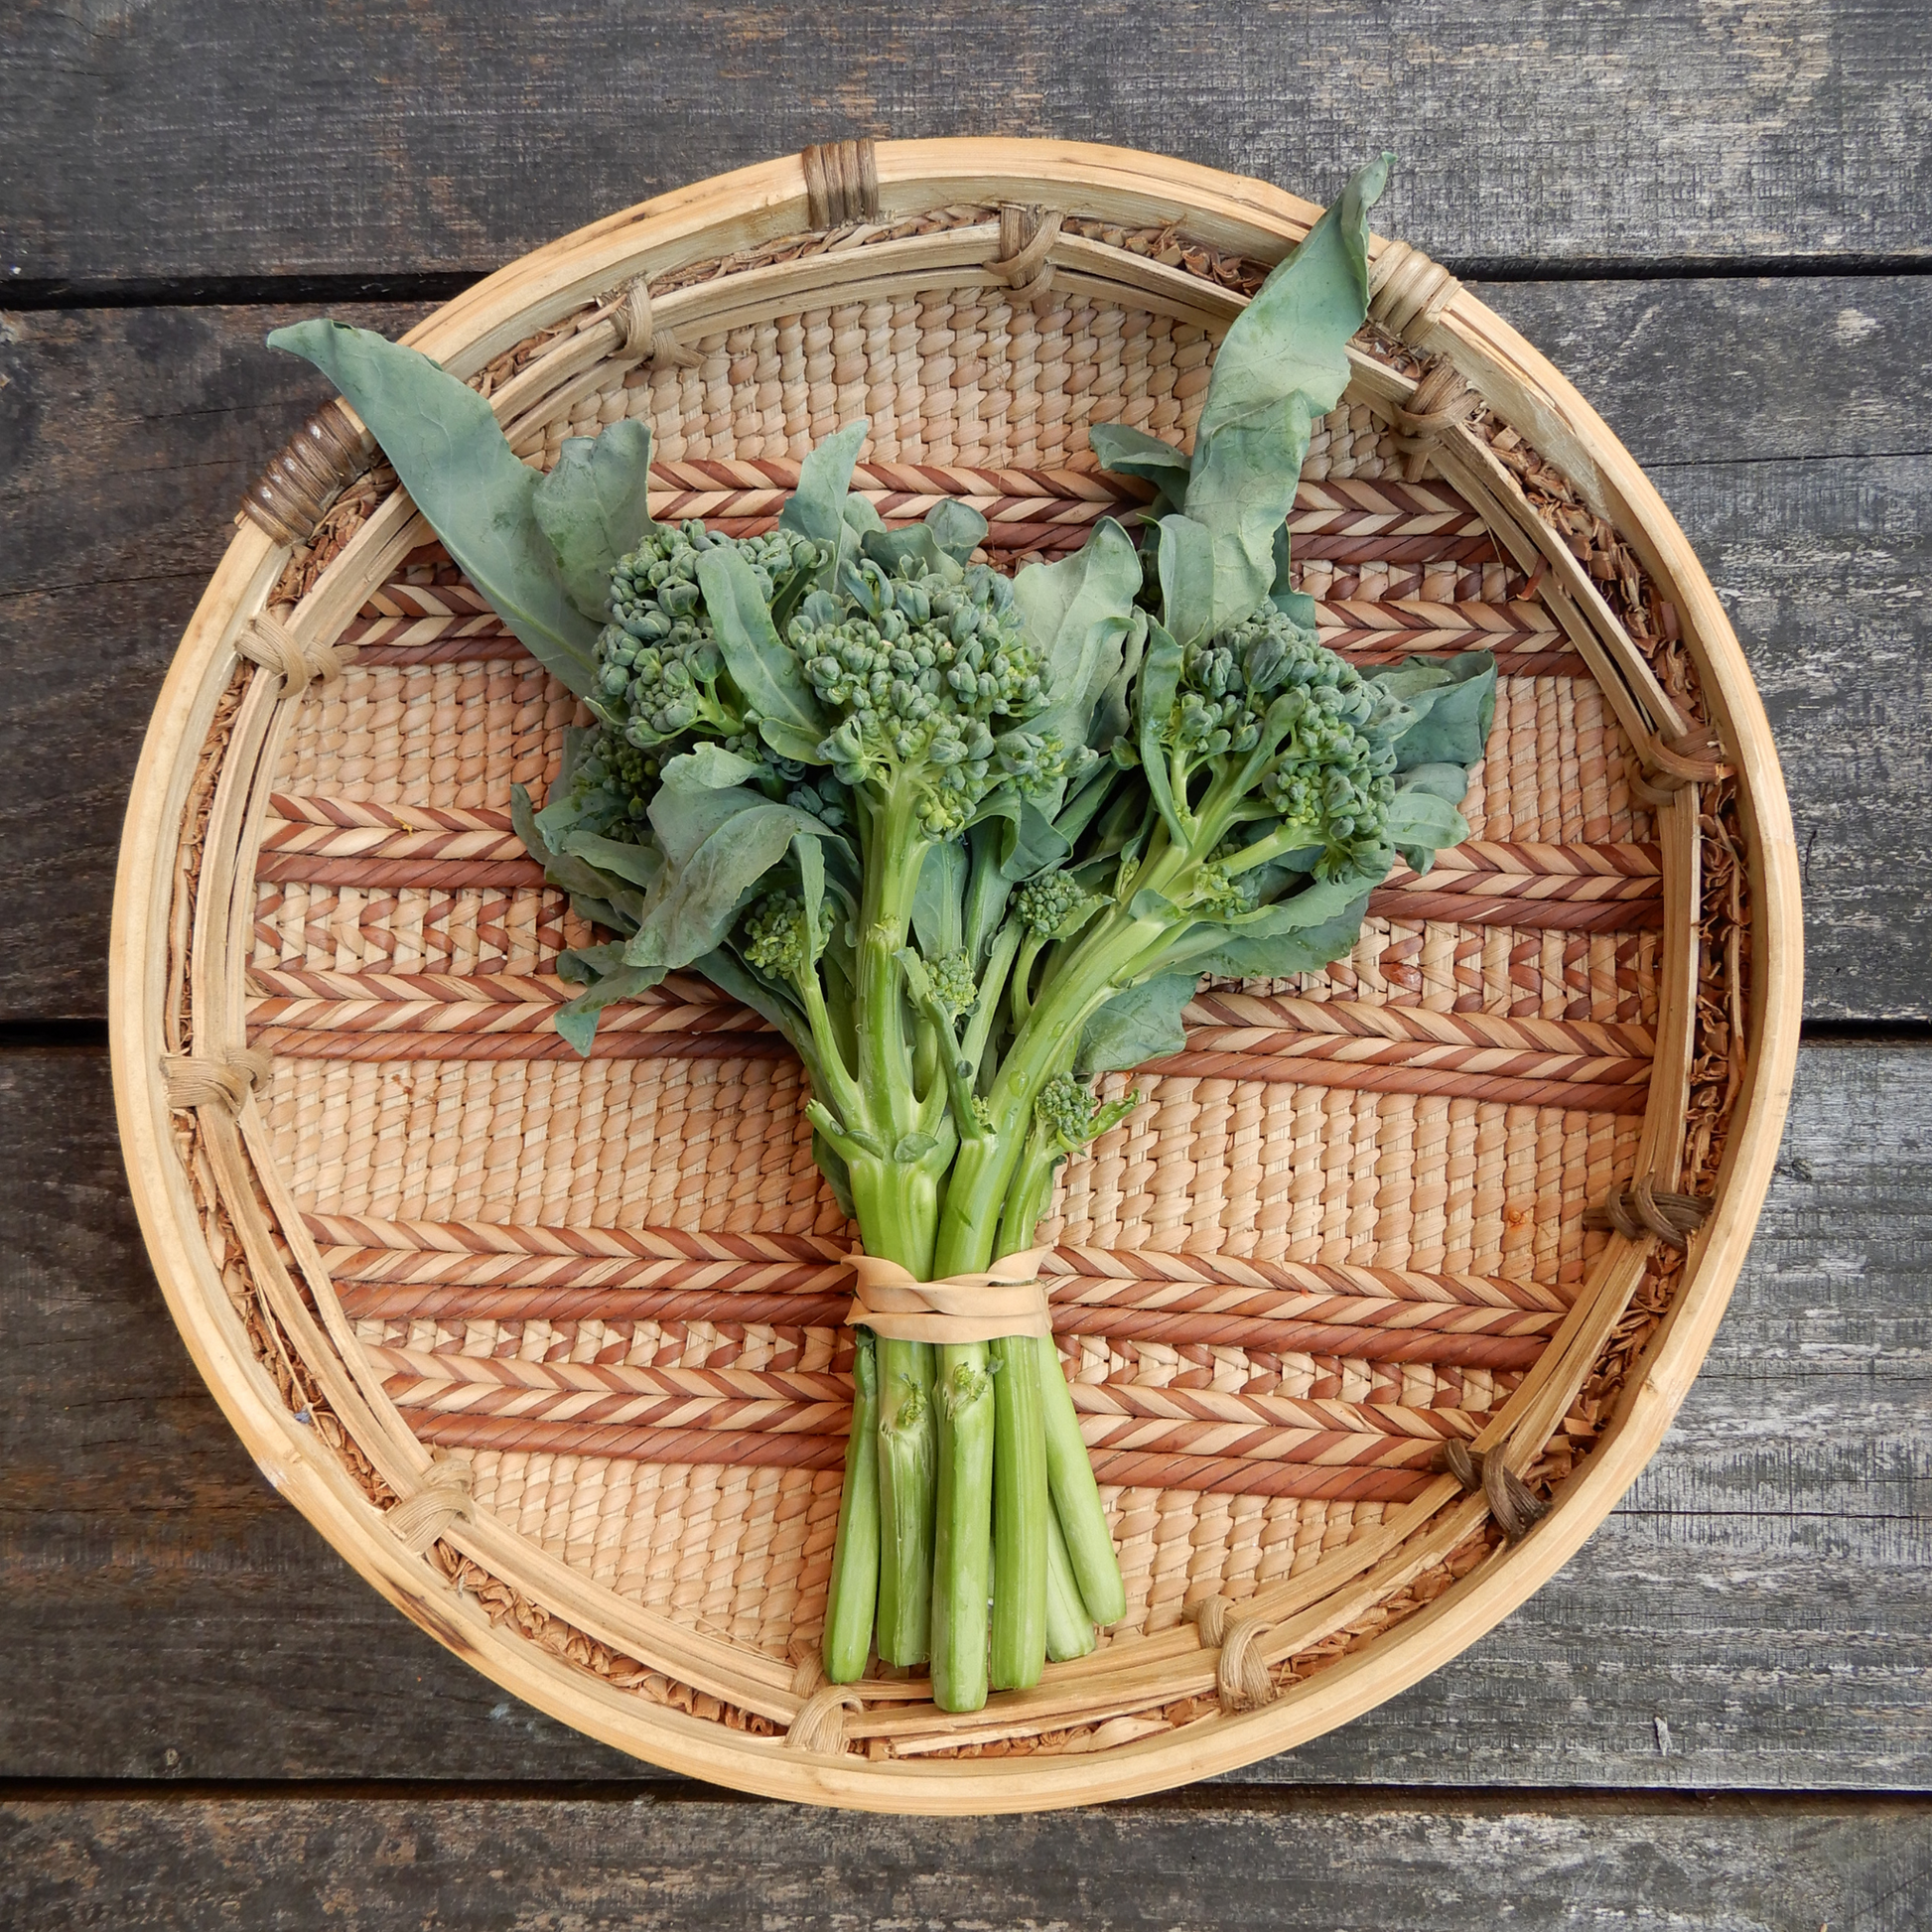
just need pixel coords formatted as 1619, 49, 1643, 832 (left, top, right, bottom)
387, 1449, 474, 1554
1392, 359, 1482, 481
801, 138, 879, 230
239, 399, 370, 547
1585, 1177, 1713, 1250
1437, 1439, 1549, 1542
236, 614, 345, 696
615, 277, 699, 370
1187, 1596, 1277, 1714
784, 1682, 865, 1755
989, 206, 1062, 303
1369, 239, 1462, 348
161, 1047, 274, 1117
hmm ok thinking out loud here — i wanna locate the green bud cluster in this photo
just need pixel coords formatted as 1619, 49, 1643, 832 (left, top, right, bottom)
1162, 603, 1403, 881
795, 558, 1070, 833
743, 892, 836, 986
1015, 872, 1091, 939
923, 950, 979, 1014
1034, 1074, 1135, 1155
562, 521, 849, 842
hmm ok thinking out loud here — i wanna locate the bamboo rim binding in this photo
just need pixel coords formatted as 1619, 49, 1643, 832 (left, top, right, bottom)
110, 138, 1800, 1813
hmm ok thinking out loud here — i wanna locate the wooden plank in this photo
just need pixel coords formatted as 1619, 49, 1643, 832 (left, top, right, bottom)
2, 1041, 1926, 1788
5, 1789, 1929, 1930
5, 4, 1931, 282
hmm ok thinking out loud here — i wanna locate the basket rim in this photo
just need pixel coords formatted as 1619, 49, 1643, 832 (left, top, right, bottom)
109, 135, 1803, 1813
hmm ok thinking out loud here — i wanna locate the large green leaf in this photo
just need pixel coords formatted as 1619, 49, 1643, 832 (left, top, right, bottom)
1076, 972, 1196, 1075
622, 798, 833, 981
266, 320, 600, 696
1014, 517, 1141, 745
695, 545, 829, 743
1179, 156, 1390, 631
778, 418, 870, 547
532, 419, 656, 621
1087, 423, 1192, 512
1185, 888, 1374, 982
1134, 619, 1186, 839
1373, 652, 1498, 770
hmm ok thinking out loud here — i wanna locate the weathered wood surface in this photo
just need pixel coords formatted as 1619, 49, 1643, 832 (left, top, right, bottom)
5, 2, 1929, 285
2, 280, 1925, 1021
4, 1042, 1924, 1789
5, 1790, 1928, 1931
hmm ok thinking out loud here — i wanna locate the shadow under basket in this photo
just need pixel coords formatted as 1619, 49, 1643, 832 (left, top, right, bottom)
110, 138, 1801, 1813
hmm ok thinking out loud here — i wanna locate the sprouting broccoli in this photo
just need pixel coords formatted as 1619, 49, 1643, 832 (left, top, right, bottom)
274, 150, 1494, 1719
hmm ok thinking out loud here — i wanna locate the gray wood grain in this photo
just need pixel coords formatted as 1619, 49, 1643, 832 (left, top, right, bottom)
5, 1, 1929, 285
2, 280, 1926, 1022
3, 1043, 1925, 1789
4, 1789, 1927, 1931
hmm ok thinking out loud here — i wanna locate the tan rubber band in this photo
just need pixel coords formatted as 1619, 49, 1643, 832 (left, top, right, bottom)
845, 1246, 1053, 1345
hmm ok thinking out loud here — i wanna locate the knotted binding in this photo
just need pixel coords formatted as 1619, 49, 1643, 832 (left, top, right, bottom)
236, 613, 345, 696
161, 1046, 274, 1116
1392, 360, 1483, 482
801, 138, 880, 229
1586, 1177, 1713, 1249
989, 205, 1062, 301
615, 276, 700, 369
387, 1449, 475, 1554
1436, 1438, 1548, 1542
844, 1246, 1053, 1346
1188, 1595, 1278, 1714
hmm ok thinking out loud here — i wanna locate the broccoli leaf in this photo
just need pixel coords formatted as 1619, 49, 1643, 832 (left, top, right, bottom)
1373, 652, 1498, 770
862, 522, 964, 585
1180, 155, 1390, 633
1014, 517, 1142, 744
778, 418, 870, 546
622, 798, 835, 981
1076, 971, 1196, 1075
912, 840, 968, 959
1185, 887, 1374, 981
695, 545, 829, 743
266, 320, 601, 697
1088, 423, 1193, 512
533, 419, 656, 622
555, 965, 661, 1056
925, 498, 989, 563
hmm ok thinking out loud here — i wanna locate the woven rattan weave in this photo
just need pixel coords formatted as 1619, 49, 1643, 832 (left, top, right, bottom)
110, 139, 1800, 1811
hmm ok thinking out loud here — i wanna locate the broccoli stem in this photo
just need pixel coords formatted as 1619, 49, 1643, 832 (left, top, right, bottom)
822, 1328, 879, 1682
929, 1344, 995, 1712
844, 1155, 940, 1668
1043, 1492, 1097, 1662
874, 1334, 936, 1665
988, 1331, 1048, 1691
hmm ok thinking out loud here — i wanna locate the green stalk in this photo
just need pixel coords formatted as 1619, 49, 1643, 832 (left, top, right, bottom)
847, 1155, 940, 1668
1036, 1330, 1125, 1625
988, 1332, 1048, 1691
929, 1345, 995, 1712
821, 1328, 879, 1681
874, 1334, 936, 1664
1043, 1495, 1096, 1662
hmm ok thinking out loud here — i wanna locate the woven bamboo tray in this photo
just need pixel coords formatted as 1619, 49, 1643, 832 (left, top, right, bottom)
110, 138, 1801, 1812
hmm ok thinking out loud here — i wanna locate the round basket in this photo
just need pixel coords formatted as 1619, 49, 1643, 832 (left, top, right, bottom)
110, 138, 1801, 1812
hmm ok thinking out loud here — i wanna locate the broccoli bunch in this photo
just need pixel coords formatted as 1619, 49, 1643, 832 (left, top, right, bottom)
795, 557, 1073, 833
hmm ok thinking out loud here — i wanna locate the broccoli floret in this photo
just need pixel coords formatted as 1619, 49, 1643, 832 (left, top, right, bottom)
795, 558, 1073, 834
1034, 1074, 1139, 1155
1015, 872, 1091, 939
743, 892, 834, 988
924, 950, 978, 1014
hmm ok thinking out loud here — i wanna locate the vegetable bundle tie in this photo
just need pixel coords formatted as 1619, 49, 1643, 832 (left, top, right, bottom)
269, 151, 1499, 1714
